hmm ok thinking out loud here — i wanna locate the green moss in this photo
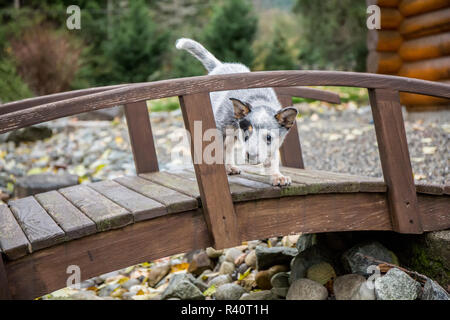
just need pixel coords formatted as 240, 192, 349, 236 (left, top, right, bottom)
409, 243, 450, 288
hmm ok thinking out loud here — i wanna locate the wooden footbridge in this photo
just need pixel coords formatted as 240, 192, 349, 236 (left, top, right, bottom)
0, 71, 449, 299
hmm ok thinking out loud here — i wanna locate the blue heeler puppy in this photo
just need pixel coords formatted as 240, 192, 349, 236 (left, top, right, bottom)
176, 38, 298, 186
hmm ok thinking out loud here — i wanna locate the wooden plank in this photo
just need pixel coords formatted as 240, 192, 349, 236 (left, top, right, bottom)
88, 180, 167, 222
140, 171, 200, 199
5, 209, 211, 300
171, 169, 266, 202
114, 175, 197, 213
418, 194, 450, 231
179, 93, 239, 249
0, 253, 11, 299
415, 182, 444, 195
8, 197, 65, 252
59, 185, 132, 232
2, 71, 450, 134
0, 205, 30, 260
445, 185, 450, 195
300, 168, 387, 193
34, 191, 97, 240
277, 94, 305, 169
124, 101, 159, 174
236, 193, 392, 241
369, 88, 422, 234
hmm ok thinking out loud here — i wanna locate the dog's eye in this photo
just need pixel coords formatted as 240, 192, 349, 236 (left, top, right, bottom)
266, 134, 272, 144
244, 135, 249, 142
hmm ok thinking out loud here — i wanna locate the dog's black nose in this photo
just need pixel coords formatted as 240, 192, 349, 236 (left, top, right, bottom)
246, 152, 250, 161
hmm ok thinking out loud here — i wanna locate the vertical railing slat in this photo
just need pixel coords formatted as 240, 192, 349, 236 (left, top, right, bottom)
179, 93, 240, 249
124, 101, 159, 174
0, 254, 11, 299
369, 88, 422, 234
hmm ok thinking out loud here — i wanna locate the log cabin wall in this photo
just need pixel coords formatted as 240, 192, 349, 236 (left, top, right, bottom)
367, 0, 450, 111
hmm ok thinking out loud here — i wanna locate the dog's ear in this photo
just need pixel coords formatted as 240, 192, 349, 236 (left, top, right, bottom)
230, 98, 251, 119
275, 107, 298, 129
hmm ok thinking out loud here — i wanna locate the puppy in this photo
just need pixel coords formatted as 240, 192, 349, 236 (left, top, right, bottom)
176, 38, 298, 186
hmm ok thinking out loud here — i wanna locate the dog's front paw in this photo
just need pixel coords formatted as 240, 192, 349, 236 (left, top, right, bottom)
271, 173, 291, 186
226, 165, 241, 175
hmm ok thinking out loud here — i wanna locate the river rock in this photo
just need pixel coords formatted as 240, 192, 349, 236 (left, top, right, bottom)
240, 290, 275, 300
255, 246, 297, 270
421, 278, 449, 300
225, 248, 242, 263
333, 274, 366, 300
7, 126, 53, 144
188, 250, 214, 276
161, 273, 205, 300
374, 268, 421, 300
255, 265, 288, 290
219, 261, 235, 275
214, 283, 246, 300
208, 274, 232, 288
290, 245, 333, 283
351, 282, 376, 300
282, 234, 301, 248
14, 173, 78, 198
286, 278, 328, 300
148, 263, 170, 287
306, 262, 336, 285
342, 241, 398, 276
296, 234, 316, 252
245, 250, 256, 268
206, 247, 223, 259
271, 272, 290, 288
271, 287, 289, 298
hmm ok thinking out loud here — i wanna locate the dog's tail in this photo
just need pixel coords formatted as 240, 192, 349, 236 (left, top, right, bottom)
175, 38, 221, 72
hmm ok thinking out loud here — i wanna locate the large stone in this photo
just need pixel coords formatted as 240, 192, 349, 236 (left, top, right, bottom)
290, 245, 333, 284
351, 282, 376, 300
188, 250, 214, 276
240, 290, 276, 300
282, 234, 301, 248
244, 250, 257, 268
374, 268, 421, 300
148, 263, 170, 287
161, 273, 205, 300
296, 234, 317, 252
255, 265, 288, 290
286, 278, 328, 300
421, 278, 449, 300
219, 261, 235, 275
306, 262, 336, 285
342, 241, 398, 276
255, 246, 297, 270
206, 247, 223, 259
271, 272, 290, 288
214, 283, 246, 300
224, 248, 242, 263
14, 173, 78, 198
208, 274, 232, 288
333, 274, 367, 300
6, 125, 53, 144
271, 286, 289, 298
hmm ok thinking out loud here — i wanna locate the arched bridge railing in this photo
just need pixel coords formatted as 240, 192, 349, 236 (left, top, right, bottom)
1, 71, 449, 252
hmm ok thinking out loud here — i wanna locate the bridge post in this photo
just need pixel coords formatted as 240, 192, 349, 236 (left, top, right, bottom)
369, 88, 422, 234
179, 93, 240, 249
0, 254, 11, 299
124, 101, 159, 174
277, 94, 305, 169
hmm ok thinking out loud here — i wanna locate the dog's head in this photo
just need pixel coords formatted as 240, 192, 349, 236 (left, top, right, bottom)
230, 98, 298, 165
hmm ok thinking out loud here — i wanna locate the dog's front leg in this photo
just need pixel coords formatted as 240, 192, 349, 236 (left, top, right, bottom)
224, 135, 241, 175
264, 152, 291, 186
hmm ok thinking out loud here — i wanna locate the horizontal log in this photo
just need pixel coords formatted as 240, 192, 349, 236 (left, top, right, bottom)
381, 8, 404, 29
399, 32, 450, 61
367, 30, 403, 52
400, 92, 450, 105
397, 56, 450, 80
400, 7, 450, 38
399, 0, 450, 17
367, 51, 403, 74
366, 0, 401, 7
1, 71, 450, 134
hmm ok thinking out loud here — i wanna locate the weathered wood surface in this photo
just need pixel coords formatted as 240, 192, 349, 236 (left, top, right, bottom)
397, 56, 450, 81
4, 189, 449, 299
277, 94, 305, 169
274, 87, 341, 104
2, 71, 450, 134
59, 185, 133, 232
124, 101, 159, 174
0, 205, 30, 260
0, 254, 11, 299
369, 88, 422, 234
8, 197, 65, 252
367, 30, 403, 52
88, 180, 167, 222
34, 191, 97, 240
115, 175, 197, 213
180, 93, 239, 249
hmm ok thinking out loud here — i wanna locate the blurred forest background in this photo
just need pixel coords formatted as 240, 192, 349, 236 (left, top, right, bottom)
0, 0, 368, 104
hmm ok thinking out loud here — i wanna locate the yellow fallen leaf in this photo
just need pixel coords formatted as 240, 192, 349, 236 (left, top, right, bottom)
203, 285, 216, 297
136, 289, 145, 295
238, 267, 252, 281
171, 262, 189, 273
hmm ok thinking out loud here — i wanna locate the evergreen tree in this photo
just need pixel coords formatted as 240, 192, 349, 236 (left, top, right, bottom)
263, 27, 297, 70
102, 0, 170, 84
294, 0, 367, 71
203, 0, 258, 66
